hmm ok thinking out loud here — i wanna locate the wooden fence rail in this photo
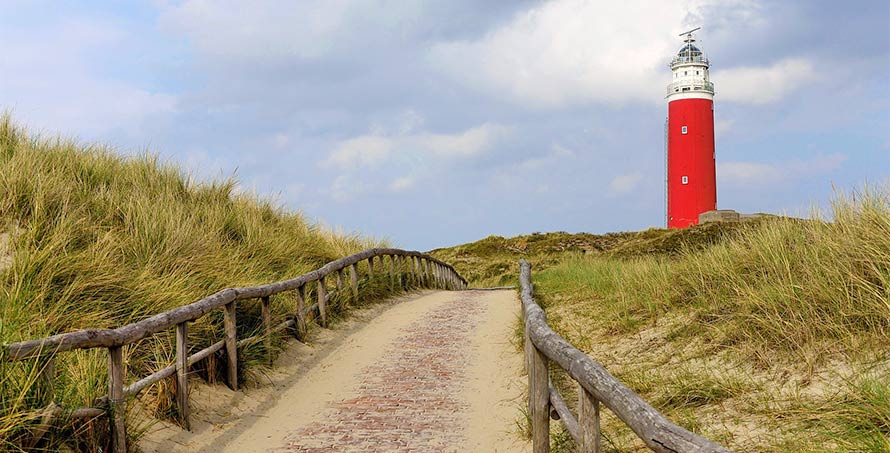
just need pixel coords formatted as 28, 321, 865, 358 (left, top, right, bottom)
2, 248, 466, 452
519, 259, 733, 453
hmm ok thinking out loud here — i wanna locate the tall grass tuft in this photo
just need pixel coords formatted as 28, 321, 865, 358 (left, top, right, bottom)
532, 184, 890, 451
0, 116, 385, 449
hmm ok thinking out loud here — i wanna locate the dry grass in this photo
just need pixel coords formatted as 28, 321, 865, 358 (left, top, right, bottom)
0, 116, 398, 450
532, 185, 890, 452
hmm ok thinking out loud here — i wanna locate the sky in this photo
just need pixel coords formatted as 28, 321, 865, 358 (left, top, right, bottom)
1, 0, 888, 250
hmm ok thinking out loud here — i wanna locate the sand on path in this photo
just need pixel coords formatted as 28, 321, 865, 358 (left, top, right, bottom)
139, 289, 527, 452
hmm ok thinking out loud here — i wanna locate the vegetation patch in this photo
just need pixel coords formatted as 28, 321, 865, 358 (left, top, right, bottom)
0, 116, 393, 450
436, 185, 889, 451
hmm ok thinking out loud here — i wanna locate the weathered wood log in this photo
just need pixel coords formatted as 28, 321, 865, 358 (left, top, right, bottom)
188, 340, 225, 369
107, 346, 127, 453
124, 339, 224, 399
410, 256, 418, 285
261, 296, 272, 365
578, 381, 601, 453
175, 322, 190, 431
223, 302, 238, 390
549, 384, 580, 445
518, 260, 732, 453
38, 356, 55, 404
295, 284, 307, 337
303, 302, 319, 318
336, 269, 344, 292
368, 256, 375, 278
317, 277, 327, 327
430, 262, 437, 288
349, 263, 359, 302
526, 317, 551, 452
125, 363, 175, 398
3, 289, 236, 361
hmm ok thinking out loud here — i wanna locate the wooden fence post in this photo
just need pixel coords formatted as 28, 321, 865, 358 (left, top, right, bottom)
368, 257, 375, 278
296, 284, 307, 337
175, 322, 190, 430
526, 322, 550, 453
349, 264, 359, 301
388, 255, 395, 289
410, 257, 418, 285
336, 269, 344, 294
261, 296, 272, 365
579, 382, 601, 453
317, 277, 327, 326
107, 346, 127, 453
223, 302, 238, 390
38, 356, 55, 404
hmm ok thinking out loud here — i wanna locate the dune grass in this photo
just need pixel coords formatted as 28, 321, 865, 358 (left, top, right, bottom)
0, 116, 393, 450
430, 221, 758, 288
531, 185, 890, 451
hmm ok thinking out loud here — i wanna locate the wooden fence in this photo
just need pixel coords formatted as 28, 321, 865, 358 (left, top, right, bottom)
519, 259, 733, 453
2, 248, 466, 452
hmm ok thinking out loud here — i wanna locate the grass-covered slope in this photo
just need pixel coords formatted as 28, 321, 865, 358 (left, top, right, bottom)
0, 117, 383, 449
534, 188, 889, 452
430, 221, 758, 287
433, 187, 889, 452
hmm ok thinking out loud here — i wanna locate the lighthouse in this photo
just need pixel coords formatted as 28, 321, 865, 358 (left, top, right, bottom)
666, 28, 717, 228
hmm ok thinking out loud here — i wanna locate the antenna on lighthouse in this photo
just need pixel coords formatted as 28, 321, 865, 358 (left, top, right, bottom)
679, 27, 701, 42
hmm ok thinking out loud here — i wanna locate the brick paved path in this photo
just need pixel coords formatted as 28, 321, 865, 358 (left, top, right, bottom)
282, 292, 486, 452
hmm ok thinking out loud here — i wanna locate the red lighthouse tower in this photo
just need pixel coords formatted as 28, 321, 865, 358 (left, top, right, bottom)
666, 28, 716, 228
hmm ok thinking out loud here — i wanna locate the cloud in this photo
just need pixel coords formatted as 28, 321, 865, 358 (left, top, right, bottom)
389, 176, 415, 192
718, 153, 846, 186
325, 135, 394, 170
413, 123, 512, 157
609, 173, 644, 194
428, 0, 763, 108
323, 123, 511, 170
714, 57, 816, 104
0, 16, 176, 138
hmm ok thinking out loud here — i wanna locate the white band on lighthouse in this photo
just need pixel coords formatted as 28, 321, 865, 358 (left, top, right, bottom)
666, 28, 714, 102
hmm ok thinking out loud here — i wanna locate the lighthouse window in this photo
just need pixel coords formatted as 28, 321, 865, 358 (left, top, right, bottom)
684, 71, 688, 75
682, 176, 689, 184
681, 125, 688, 134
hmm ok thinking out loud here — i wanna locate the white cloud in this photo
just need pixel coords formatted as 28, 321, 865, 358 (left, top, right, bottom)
718, 161, 783, 185
324, 123, 510, 170
325, 135, 394, 169
428, 0, 761, 108
389, 176, 415, 192
608, 172, 644, 194
413, 123, 512, 157
0, 17, 176, 138
718, 153, 846, 186
714, 58, 816, 104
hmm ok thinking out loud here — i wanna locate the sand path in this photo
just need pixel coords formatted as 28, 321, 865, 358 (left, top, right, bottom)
140, 290, 527, 452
